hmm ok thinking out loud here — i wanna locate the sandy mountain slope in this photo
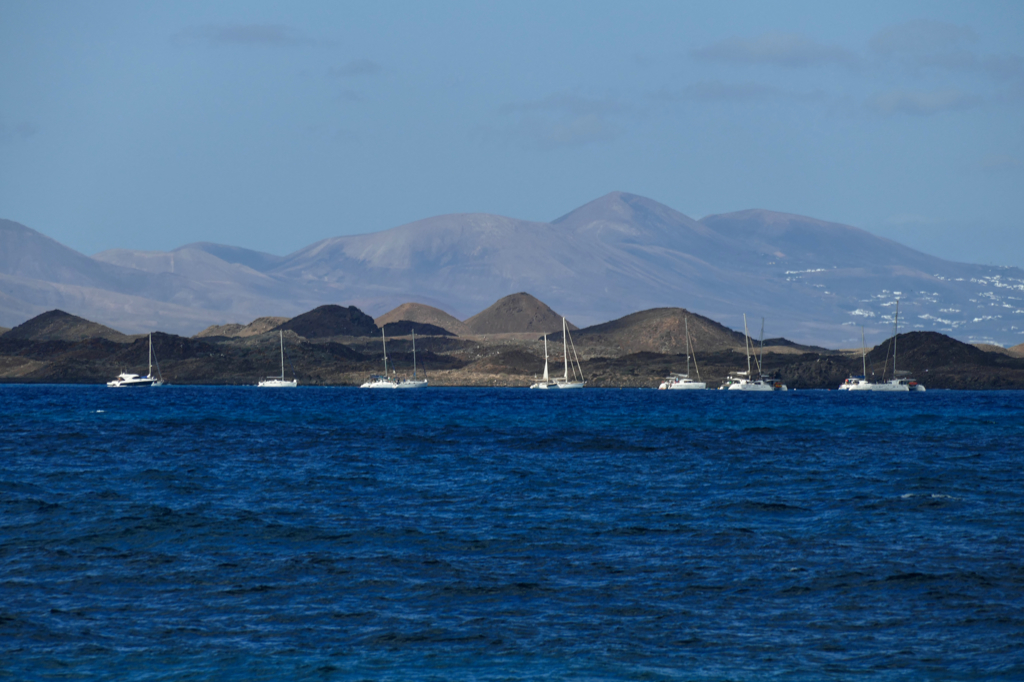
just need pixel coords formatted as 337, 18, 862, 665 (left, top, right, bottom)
195, 317, 290, 339
463, 293, 575, 335
375, 303, 469, 336
570, 308, 746, 355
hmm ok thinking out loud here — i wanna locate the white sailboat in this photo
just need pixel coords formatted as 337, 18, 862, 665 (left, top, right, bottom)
107, 333, 164, 387
839, 326, 886, 391
719, 315, 785, 391
258, 330, 297, 387
659, 316, 706, 390
839, 300, 924, 391
361, 328, 400, 388
530, 317, 585, 389
530, 333, 554, 389
396, 329, 428, 389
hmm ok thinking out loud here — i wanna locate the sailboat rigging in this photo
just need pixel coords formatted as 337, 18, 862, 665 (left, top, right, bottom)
659, 316, 706, 389
258, 330, 297, 387
530, 317, 585, 389
106, 333, 164, 387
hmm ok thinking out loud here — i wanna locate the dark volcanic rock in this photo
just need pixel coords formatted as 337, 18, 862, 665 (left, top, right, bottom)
465, 349, 544, 375
381, 321, 455, 337
275, 305, 379, 338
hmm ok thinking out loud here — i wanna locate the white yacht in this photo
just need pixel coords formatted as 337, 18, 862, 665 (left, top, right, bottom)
839, 301, 924, 392
530, 317, 585, 389
107, 334, 164, 387
361, 328, 400, 388
659, 316, 705, 390
719, 315, 786, 391
258, 330, 297, 387
396, 329, 428, 389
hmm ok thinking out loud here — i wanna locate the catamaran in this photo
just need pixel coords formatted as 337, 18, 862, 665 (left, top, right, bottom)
719, 315, 786, 391
839, 300, 925, 391
107, 333, 164, 387
258, 330, 297, 387
659, 316, 706, 389
530, 317, 585, 389
361, 328, 400, 388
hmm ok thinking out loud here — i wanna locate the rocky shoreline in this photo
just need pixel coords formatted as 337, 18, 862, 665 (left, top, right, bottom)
3, 316, 1024, 390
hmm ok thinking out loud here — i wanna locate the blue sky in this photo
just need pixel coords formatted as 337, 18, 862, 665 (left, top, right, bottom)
1, 1, 1022, 266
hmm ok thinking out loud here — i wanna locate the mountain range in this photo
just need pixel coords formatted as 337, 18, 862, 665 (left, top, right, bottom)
2, 192, 1022, 348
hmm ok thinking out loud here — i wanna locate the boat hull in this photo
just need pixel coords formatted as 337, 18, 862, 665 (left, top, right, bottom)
659, 380, 706, 390
258, 379, 297, 388
361, 379, 399, 389
107, 374, 162, 388
839, 379, 909, 392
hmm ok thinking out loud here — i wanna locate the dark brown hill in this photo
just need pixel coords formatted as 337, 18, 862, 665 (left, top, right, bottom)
274, 305, 378, 338
375, 303, 469, 336
464, 292, 574, 335
5, 309, 131, 342
855, 331, 1024, 388
866, 331, 994, 368
195, 316, 289, 339
381, 321, 455, 337
569, 308, 747, 355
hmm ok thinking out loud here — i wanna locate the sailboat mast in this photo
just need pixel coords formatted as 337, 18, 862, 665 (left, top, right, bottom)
685, 317, 691, 377
861, 326, 867, 377
279, 330, 285, 379
743, 314, 751, 376
148, 333, 153, 377
542, 334, 549, 381
412, 329, 417, 379
381, 328, 388, 376
893, 299, 899, 376
563, 318, 569, 382
758, 318, 765, 375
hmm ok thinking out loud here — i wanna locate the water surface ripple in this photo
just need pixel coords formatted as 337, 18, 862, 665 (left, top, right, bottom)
2, 386, 1022, 680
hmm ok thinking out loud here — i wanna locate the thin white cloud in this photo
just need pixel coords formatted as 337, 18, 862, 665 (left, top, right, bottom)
870, 20, 977, 56
691, 32, 857, 68
497, 94, 626, 150
509, 114, 623, 150
493, 93, 626, 148
500, 93, 623, 117
654, 81, 825, 104
172, 24, 315, 47
867, 89, 981, 115
870, 20, 1024, 80
14, 122, 38, 138
980, 154, 1023, 174
329, 59, 382, 78
0, 119, 39, 142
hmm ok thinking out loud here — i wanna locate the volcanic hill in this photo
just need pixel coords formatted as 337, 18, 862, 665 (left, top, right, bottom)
4, 309, 131, 343
375, 303, 468, 336
464, 292, 575, 335
568, 308, 747, 356
274, 305, 378, 339
195, 317, 290, 339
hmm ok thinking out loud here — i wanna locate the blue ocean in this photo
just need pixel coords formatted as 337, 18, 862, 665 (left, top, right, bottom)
2, 386, 1022, 680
